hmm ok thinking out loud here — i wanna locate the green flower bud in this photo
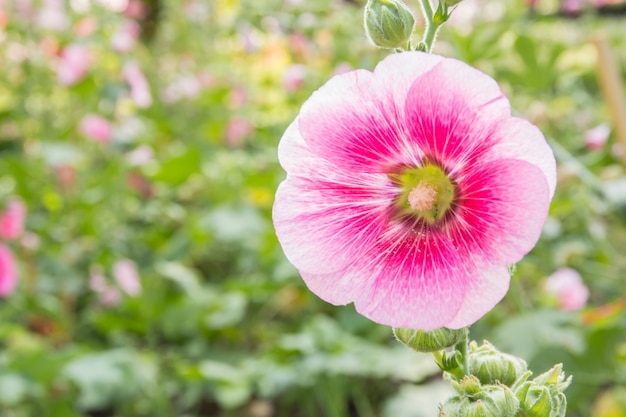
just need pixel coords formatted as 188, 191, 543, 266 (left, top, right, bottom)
393, 327, 466, 352
440, 378, 520, 417
443, 0, 464, 7
532, 364, 572, 392
523, 386, 554, 417
468, 341, 528, 387
364, 0, 415, 49
514, 364, 571, 417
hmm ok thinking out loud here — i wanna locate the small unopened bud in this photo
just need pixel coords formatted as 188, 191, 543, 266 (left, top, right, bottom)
394, 327, 466, 352
440, 378, 520, 417
515, 364, 571, 417
532, 364, 572, 392
468, 341, 528, 387
523, 386, 554, 417
364, 0, 415, 49
443, 0, 464, 6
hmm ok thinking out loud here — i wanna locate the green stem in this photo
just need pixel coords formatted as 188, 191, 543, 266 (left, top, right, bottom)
420, 0, 434, 20
418, 0, 449, 52
454, 327, 470, 377
422, 21, 443, 52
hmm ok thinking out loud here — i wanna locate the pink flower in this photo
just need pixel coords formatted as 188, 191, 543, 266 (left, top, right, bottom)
0, 199, 26, 240
57, 44, 91, 86
111, 19, 140, 52
545, 268, 589, 311
37, 0, 69, 31
584, 123, 610, 150
123, 61, 152, 108
225, 117, 253, 147
0, 245, 17, 297
282, 64, 307, 93
273, 52, 556, 330
80, 114, 113, 143
112, 259, 141, 296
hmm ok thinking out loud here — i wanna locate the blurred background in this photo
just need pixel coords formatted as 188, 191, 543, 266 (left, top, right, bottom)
0, 0, 625, 416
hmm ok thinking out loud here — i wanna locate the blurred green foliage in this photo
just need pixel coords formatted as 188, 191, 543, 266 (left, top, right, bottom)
0, 0, 625, 416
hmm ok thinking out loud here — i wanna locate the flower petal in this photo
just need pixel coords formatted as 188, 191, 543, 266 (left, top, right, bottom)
273, 174, 394, 275
450, 158, 551, 265
446, 263, 511, 329
481, 117, 557, 197
297, 52, 443, 172
353, 231, 472, 329
403, 58, 510, 174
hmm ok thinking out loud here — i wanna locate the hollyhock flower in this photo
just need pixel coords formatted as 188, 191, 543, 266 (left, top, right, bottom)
57, 44, 91, 86
0, 245, 17, 297
112, 259, 141, 296
0, 199, 26, 240
273, 52, 556, 329
79, 114, 113, 143
545, 268, 589, 311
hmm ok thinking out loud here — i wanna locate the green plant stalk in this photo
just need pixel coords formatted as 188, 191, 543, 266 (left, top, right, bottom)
418, 0, 444, 52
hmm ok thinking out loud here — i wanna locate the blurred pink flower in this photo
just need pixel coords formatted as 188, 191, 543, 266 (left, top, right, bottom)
332, 62, 353, 77
89, 270, 108, 293
80, 114, 113, 143
57, 44, 91, 86
37, 0, 69, 31
161, 75, 202, 103
99, 286, 121, 306
74, 17, 98, 38
562, 0, 583, 14
39, 37, 61, 58
124, 0, 148, 19
225, 117, 253, 147
0, 245, 17, 297
0, 199, 26, 241
54, 164, 77, 192
89, 269, 121, 306
584, 123, 610, 150
127, 145, 154, 166
545, 268, 589, 311
123, 61, 152, 108
282, 64, 307, 93
111, 19, 140, 52
228, 85, 248, 109
15, 0, 34, 20
273, 52, 556, 329
112, 259, 141, 296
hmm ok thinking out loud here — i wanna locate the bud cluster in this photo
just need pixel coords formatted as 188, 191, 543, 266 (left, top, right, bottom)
439, 341, 571, 417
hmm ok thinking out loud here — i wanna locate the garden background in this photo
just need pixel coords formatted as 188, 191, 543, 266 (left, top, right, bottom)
0, 0, 625, 416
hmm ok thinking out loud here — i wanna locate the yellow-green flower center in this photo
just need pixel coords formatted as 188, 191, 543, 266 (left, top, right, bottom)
391, 164, 455, 223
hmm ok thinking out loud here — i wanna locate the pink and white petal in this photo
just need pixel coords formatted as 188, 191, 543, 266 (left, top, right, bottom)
450, 158, 551, 265
445, 262, 511, 329
481, 117, 557, 198
298, 69, 408, 172
372, 52, 444, 112
403, 58, 511, 174
273, 174, 394, 275
278, 118, 349, 180
352, 230, 473, 330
